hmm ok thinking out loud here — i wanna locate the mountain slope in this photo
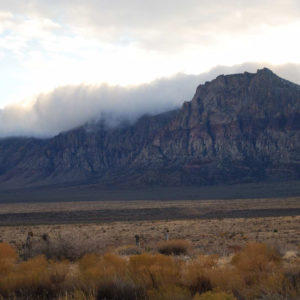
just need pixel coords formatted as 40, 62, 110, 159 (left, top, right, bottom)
1, 68, 300, 188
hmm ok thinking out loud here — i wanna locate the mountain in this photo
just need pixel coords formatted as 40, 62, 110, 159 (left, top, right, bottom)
1, 68, 300, 189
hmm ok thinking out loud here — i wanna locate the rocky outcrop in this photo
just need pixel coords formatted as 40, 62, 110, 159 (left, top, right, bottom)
1, 68, 300, 188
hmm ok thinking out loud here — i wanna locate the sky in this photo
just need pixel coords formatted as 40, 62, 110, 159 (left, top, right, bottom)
0, 0, 300, 137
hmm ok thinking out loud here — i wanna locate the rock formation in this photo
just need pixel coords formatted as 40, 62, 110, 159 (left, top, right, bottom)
1, 68, 300, 188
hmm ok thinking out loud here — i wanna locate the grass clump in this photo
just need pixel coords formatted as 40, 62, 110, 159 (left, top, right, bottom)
114, 244, 142, 256
157, 239, 191, 256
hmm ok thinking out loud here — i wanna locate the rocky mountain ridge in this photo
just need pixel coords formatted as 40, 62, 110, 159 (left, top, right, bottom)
1, 68, 300, 188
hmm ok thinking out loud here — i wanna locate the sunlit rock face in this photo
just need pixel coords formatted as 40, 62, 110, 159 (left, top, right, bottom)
1, 68, 300, 188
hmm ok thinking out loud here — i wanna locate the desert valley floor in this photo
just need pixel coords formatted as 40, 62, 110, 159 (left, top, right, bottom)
1, 197, 300, 256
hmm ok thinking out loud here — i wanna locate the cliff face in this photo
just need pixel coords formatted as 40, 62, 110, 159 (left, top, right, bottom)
144, 68, 300, 185
1, 68, 300, 188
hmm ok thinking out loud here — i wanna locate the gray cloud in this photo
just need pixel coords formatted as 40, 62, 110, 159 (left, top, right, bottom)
0, 62, 299, 138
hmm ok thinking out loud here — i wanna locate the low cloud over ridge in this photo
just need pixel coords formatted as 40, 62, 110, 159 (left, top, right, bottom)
1, 62, 300, 138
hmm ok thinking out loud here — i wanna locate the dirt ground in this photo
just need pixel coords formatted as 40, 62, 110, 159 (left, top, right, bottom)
0, 197, 300, 225
0, 197, 300, 256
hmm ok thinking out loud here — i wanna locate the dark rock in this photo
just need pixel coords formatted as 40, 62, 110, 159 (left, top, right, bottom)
1, 68, 300, 188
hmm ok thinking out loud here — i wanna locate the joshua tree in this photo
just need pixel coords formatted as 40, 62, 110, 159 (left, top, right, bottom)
42, 233, 50, 258
24, 231, 33, 260
135, 234, 140, 247
164, 228, 169, 241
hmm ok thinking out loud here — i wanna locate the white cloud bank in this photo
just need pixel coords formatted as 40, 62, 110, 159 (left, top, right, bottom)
1, 0, 300, 109
0, 62, 300, 138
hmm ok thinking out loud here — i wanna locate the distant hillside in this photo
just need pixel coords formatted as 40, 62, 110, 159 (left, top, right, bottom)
1, 68, 300, 189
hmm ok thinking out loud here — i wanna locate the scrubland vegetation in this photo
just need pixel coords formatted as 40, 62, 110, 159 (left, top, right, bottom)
1, 240, 300, 300
1, 201, 300, 299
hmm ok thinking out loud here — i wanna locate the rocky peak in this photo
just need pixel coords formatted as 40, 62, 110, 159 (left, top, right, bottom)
0, 69, 300, 188
257, 67, 274, 75
197, 68, 280, 94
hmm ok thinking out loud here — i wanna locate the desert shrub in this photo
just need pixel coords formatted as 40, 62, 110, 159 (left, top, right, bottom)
231, 242, 281, 274
129, 253, 182, 290
260, 269, 300, 300
0, 243, 18, 275
0, 242, 18, 260
78, 253, 131, 296
157, 240, 191, 256
78, 254, 105, 290
0, 255, 74, 299
79, 253, 99, 270
114, 244, 142, 256
100, 253, 127, 276
207, 266, 243, 296
48, 260, 72, 290
58, 290, 96, 300
193, 291, 237, 300
95, 277, 144, 300
182, 255, 218, 295
30, 231, 103, 261
219, 242, 282, 299
200, 243, 284, 300
1, 241, 300, 300
0, 255, 52, 298
254, 294, 287, 300
148, 284, 192, 300
187, 275, 212, 295
187, 275, 212, 296
78, 253, 145, 300
283, 269, 300, 292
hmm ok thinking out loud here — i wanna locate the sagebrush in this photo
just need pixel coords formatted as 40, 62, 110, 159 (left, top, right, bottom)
0, 242, 299, 300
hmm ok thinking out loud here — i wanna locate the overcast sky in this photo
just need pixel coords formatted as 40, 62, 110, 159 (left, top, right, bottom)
0, 1, 300, 137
